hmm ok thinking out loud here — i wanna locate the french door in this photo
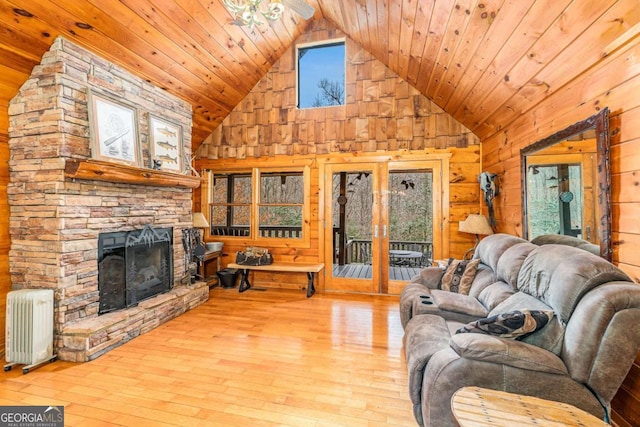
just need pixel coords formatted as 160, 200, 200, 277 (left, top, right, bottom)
323, 158, 445, 294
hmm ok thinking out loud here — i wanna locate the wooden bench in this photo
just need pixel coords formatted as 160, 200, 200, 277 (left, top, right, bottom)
226, 262, 324, 298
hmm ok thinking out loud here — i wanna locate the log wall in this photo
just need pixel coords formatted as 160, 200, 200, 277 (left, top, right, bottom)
196, 19, 483, 283
481, 29, 640, 427
197, 147, 480, 293
0, 130, 8, 357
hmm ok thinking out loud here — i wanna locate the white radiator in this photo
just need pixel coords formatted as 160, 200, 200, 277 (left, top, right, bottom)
6, 289, 54, 365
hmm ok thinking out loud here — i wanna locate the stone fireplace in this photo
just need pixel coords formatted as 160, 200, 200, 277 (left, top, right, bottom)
7, 37, 209, 361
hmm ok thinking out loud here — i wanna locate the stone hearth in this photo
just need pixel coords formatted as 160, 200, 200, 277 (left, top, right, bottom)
7, 37, 208, 362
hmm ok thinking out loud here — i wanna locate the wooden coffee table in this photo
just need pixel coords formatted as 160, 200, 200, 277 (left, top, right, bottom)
451, 386, 609, 426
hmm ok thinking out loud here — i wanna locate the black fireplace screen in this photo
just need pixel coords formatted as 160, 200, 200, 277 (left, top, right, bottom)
98, 225, 173, 314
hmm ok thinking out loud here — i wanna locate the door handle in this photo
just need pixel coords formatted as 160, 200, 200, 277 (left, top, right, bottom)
374, 225, 378, 238
383, 225, 387, 238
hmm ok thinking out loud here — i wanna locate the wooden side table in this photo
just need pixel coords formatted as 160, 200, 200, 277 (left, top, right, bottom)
198, 250, 222, 287
451, 386, 609, 426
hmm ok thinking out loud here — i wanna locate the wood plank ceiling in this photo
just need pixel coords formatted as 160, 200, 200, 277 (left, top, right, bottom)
0, 1, 637, 149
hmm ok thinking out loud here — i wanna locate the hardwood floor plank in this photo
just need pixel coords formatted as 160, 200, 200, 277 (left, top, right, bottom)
0, 289, 413, 426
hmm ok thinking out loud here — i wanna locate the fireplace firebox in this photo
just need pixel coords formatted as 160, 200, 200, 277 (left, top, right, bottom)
98, 225, 173, 314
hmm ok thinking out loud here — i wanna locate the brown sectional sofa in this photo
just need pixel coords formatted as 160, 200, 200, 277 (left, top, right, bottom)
399, 233, 640, 426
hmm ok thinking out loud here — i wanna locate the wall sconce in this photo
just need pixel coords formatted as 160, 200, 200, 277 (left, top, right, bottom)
459, 214, 494, 259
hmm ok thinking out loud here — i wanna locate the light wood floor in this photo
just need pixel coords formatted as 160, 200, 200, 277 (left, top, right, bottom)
1, 288, 414, 426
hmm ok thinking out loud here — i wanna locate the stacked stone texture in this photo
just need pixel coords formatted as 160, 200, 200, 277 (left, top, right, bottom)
8, 37, 207, 361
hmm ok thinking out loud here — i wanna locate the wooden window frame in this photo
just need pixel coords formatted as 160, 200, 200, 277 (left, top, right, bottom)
208, 166, 311, 248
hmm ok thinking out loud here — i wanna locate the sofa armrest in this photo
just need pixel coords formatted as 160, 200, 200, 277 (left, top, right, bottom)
410, 267, 445, 289
449, 333, 568, 375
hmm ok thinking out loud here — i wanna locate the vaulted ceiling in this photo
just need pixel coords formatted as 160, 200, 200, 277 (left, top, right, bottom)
1, 1, 637, 150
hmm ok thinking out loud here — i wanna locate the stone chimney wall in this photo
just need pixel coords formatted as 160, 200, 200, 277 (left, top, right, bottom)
7, 37, 207, 361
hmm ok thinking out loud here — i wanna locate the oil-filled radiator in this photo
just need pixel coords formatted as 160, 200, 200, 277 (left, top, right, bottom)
5, 289, 56, 373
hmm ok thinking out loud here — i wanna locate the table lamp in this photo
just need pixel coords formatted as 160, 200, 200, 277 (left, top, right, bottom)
459, 214, 493, 259
191, 212, 209, 245
192, 211, 209, 226
192, 212, 209, 239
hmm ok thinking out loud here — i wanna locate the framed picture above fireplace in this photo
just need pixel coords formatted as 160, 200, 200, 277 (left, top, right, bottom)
149, 115, 183, 173
88, 91, 140, 167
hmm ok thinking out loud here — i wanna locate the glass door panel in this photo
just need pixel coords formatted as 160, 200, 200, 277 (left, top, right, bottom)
384, 160, 443, 295
388, 170, 434, 282
323, 158, 443, 295
325, 164, 378, 293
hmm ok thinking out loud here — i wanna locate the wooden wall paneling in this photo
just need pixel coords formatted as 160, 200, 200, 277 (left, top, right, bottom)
424, 0, 479, 99
433, 0, 505, 108
0, 133, 8, 356
614, 231, 640, 269
0, 4, 54, 55
121, 0, 264, 87
484, 71, 640, 174
460, 0, 573, 131
7, 0, 237, 113
613, 171, 640, 204
0, 63, 30, 90
374, 0, 390, 66
352, 0, 375, 54
198, 145, 477, 287
477, 0, 640, 139
611, 113, 640, 173
445, 0, 534, 116
612, 356, 640, 427
483, 80, 640, 248
471, 0, 610, 133
413, 0, 455, 94
385, 0, 402, 73
193, 0, 289, 66
403, 0, 436, 87
202, 18, 478, 165
0, 102, 8, 131
446, 148, 481, 259
480, 23, 640, 427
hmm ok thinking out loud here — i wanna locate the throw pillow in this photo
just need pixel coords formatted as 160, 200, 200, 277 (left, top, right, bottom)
455, 309, 554, 339
439, 259, 480, 295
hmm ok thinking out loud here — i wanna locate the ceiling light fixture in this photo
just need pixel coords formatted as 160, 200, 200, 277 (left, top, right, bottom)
223, 0, 285, 28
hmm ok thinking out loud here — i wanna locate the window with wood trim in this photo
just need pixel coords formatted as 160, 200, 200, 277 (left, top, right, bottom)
297, 40, 345, 109
210, 173, 252, 236
209, 168, 309, 243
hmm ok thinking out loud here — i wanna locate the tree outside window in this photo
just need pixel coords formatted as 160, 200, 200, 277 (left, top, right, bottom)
209, 170, 307, 241
297, 41, 345, 109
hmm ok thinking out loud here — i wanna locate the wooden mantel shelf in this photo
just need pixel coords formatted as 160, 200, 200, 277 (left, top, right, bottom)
64, 159, 201, 189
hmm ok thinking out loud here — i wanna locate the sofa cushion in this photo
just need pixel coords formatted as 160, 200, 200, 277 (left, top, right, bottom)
489, 291, 564, 354
476, 281, 515, 311
455, 309, 554, 339
495, 242, 538, 289
531, 234, 600, 256
466, 266, 499, 299
431, 290, 489, 317
473, 233, 529, 272
449, 333, 568, 375
440, 259, 480, 294
517, 245, 632, 323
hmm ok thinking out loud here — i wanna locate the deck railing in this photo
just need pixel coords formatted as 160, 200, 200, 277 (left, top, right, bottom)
210, 226, 302, 238
210, 226, 431, 267
343, 239, 433, 267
